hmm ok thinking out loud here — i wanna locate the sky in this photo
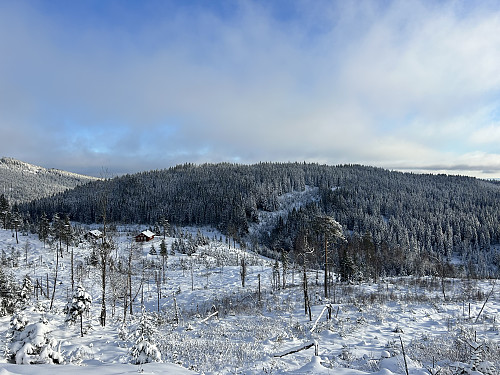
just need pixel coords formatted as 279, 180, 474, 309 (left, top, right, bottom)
1, 0, 500, 178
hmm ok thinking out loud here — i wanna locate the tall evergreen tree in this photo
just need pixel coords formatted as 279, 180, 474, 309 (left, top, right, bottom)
159, 239, 168, 283
38, 212, 50, 248
0, 194, 9, 229
11, 208, 22, 244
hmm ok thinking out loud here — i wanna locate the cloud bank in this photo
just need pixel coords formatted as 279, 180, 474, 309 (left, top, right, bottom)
1, 0, 500, 178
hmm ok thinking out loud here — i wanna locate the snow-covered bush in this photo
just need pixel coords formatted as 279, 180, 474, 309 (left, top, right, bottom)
66, 344, 94, 365
9, 317, 64, 364
407, 328, 500, 375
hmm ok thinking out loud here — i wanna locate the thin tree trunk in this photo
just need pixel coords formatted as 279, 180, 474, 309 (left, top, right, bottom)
50, 244, 59, 310
100, 257, 106, 326
258, 274, 261, 302
303, 264, 308, 315
324, 236, 328, 298
128, 245, 133, 315
71, 247, 74, 292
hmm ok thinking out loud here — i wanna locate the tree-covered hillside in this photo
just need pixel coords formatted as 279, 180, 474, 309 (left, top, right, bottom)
0, 157, 99, 203
20, 162, 500, 277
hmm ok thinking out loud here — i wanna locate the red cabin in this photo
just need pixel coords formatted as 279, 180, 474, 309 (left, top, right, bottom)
135, 230, 155, 242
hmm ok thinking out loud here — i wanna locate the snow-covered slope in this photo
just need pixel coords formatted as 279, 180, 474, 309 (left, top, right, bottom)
0, 226, 499, 374
0, 157, 99, 203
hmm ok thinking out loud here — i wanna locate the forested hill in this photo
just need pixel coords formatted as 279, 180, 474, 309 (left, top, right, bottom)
0, 157, 99, 203
21, 162, 500, 276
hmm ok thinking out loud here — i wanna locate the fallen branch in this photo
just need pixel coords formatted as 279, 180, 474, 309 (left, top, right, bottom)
475, 280, 496, 324
274, 340, 318, 358
200, 311, 218, 324
310, 304, 332, 333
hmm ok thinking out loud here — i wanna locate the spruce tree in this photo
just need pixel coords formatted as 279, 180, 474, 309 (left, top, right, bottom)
0, 267, 16, 316
149, 244, 157, 256
130, 307, 161, 364
66, 284, 92, 337
0, 194, 9, 229
38, 212, 50, 248
160, 239, 168, 283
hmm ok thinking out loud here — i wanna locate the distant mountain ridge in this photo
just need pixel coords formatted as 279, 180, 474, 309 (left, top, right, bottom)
0, 157, 99, 203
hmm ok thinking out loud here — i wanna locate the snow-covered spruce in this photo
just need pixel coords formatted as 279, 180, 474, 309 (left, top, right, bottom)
0, 266, 18, 315
8, 316, 63, 364
18, 274, 33, 308
129, 307, 162, 365
65, 284, 92, 337
129, 338, 162, 365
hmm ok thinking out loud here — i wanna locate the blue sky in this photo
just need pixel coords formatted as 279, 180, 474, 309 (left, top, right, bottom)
1, 0, 500, 178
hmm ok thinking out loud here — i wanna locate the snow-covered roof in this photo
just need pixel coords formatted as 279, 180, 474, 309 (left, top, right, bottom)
140, 230, 155, 238
88, 229, 102, 237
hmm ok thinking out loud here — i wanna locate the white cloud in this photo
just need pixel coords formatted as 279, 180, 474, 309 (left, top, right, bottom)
1, 1, 500, 177
470, 124, 500, 145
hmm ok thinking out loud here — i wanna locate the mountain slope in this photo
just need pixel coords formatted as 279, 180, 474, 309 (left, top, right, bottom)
20, 162, 500, 277
0, 157, 99, 203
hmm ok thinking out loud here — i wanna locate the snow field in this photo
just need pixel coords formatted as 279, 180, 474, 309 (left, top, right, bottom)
0, 227, 499, 374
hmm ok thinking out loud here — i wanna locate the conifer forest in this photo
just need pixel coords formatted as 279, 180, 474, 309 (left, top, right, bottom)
0, 160, 499, 374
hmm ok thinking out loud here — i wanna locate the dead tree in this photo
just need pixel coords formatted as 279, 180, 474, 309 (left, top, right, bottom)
313, 215, 344, 299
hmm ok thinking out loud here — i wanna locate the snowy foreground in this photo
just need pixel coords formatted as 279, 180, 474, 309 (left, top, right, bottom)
0, 227, 499, 374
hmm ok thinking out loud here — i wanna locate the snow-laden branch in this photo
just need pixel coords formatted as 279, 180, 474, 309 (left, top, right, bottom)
310, 305, 332, 333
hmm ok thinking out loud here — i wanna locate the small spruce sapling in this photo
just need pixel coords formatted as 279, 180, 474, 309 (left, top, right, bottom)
9, 317, 63, 364
0, 267, 17, 316
130, 307, 162, 364
65, 284, 92, 337
149, 244, 157, 256
18, 275, 33, 308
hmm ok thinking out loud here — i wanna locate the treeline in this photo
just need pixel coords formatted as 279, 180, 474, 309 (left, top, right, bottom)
17, 162, 500, 277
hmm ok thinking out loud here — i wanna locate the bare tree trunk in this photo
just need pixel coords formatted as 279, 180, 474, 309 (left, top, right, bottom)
324, 236, 328, 299
191, 260, 194, 291
80, 314, 84, 337
49, 244, 59, 310
71, 247, 74, 292
123, 288, 128, 323
156, 271, 161, 312
303, 263, 309, 316
258, 274, 261, 302
100, 255, 107, 326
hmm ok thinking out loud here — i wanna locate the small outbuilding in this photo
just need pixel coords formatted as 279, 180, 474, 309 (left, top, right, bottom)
86, 229, 103, 241
135, 230, 155, 242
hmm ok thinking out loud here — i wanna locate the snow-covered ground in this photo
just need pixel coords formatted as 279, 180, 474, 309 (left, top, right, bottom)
0, 226, 499, 374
